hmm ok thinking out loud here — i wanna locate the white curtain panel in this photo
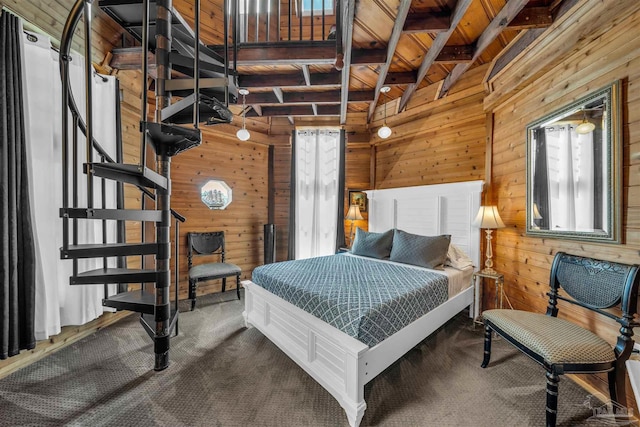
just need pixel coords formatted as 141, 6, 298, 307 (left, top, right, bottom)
295, 129, 340, 259
21, 32, 117, 339
544, 125, 595, 232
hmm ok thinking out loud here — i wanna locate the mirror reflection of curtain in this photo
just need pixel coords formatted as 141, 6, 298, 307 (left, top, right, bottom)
294, 129, 341, 259
21, 31, 117, 340
544, 125, 595, 231
532, 128, 549, 229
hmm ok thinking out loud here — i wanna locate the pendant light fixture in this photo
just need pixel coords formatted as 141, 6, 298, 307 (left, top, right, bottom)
377, 86, 392, 139
236, 88, 250, 141
575, 108, 596, 135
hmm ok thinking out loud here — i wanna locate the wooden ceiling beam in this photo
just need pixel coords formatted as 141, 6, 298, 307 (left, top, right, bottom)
403, 12, 451, 34
398, 0, 473, 112
246, 105, 340, 117
209, 41, 337, 66
366, 0, 413, 122
351, 49, 387, 65
339, 0, 357, 124
508, 6, 554, 30
244, 90, 374, 105
435, 45, 474, 63
384, 72, 418, 86
438, 0, 530, 98
239, 72, 341, 88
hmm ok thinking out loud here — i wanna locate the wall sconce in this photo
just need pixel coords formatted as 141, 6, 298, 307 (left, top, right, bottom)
377, 86, 392, 139
236, 88, 250, 141
345, 204, 364, 247
576, 108, 596, 135
472, 205, 505, 275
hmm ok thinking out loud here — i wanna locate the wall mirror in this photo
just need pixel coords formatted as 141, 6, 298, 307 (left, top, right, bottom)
526, 81, 622, 243
201, 180, 232, 210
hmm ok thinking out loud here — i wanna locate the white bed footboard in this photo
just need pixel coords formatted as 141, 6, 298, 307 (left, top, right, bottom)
243, 279, 475, 427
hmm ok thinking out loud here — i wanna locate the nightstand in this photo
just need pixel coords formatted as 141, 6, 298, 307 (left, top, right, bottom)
472, 271, 505, 323
337, 247, 350, 254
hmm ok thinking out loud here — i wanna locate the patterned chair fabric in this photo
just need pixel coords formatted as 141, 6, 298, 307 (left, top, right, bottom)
481, 252, 640, 427
187, 231, 241, 310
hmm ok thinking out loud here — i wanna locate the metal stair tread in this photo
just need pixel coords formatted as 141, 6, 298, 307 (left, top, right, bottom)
62, 242, 158, 259
160, 93, 233, 127
71, 268, 157, 285
103, 290, 155, 315
60, 208, 163, 222
144, 121, 202, 156
87, 163, 168, 190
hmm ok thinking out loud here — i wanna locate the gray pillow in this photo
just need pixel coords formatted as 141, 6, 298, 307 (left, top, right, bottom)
351, 228, 394, 259
389, 230, 451, 269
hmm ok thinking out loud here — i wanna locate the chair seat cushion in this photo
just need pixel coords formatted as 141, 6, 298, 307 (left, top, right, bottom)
483, 309, 615, 365
189, 262, 241, 280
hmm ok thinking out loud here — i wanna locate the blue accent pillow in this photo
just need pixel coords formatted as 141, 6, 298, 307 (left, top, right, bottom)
351, 228, 394, 259
390, 229, 451, 269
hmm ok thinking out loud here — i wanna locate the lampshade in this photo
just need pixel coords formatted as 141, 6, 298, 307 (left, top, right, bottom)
532, 203, 543, 220
473, 206, 505, 229
377, 125, 392, 139
575, 109, 596, 135
236, 127, 250, 141
345, 204, 364, 221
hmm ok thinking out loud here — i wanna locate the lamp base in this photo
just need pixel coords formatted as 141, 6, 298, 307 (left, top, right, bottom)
479, 267, 499, 276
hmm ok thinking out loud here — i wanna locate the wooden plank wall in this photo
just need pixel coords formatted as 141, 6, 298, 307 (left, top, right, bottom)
487, 0, 640, 403
371, 65, 488, 189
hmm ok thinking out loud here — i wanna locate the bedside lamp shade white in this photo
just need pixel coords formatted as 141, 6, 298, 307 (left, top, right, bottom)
346, 204, 364, 247
473, 205, 505, 275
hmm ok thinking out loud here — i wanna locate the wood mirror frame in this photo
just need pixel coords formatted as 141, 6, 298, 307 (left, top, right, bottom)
526, 81, 622, 243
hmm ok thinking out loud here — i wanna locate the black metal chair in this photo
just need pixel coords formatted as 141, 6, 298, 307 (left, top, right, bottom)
481, 252, 640, 427
187, 231, 241, 310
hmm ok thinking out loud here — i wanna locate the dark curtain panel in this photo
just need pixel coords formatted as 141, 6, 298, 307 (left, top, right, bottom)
592, 125, 603, 230
0, 11, 36, 359
532, 128, 549, 230
335, 130, 346, 251
287, 130, 296, 260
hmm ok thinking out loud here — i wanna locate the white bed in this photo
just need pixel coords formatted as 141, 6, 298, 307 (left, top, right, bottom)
242, 180, 483, 426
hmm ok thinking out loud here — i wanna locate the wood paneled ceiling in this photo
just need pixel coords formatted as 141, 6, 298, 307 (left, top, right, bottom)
105, 0, 577, 129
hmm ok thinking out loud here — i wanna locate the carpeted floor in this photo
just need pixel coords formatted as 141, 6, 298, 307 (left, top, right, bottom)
0, 292, 620, 426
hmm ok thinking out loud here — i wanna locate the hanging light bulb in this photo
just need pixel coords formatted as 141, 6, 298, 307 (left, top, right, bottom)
576, 108, 596, 135
377, 86, 392, 139
236, 89, 251, 141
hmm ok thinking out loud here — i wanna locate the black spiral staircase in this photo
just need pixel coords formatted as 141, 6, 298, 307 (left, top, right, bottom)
59, 0, 235, 370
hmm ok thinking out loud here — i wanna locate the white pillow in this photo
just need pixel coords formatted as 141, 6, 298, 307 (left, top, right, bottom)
445, 244, 474, 270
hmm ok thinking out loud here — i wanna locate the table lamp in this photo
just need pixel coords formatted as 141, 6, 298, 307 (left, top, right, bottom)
345, 204, 364, 247
473, 205, 506, 275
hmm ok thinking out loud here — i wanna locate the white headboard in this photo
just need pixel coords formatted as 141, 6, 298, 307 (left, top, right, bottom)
365, 180, 483, 270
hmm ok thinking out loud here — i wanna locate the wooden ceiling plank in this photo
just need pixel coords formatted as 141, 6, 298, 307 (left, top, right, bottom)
487, 0, 580, 81
240, 72, 341, 88
339, 0, 357, 124
402, 12, 451, 34
438, 0, 530, 98
246, 105, 339, 117
385, 71, 418, 85
398, 0, 473, 112
366, 0, 414, 123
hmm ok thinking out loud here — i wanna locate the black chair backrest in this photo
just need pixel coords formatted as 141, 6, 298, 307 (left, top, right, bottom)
188, 232, 226, 265
547, 252, 640, 336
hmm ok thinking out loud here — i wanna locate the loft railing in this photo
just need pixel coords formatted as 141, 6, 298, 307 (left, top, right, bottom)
233, 0, 338, 43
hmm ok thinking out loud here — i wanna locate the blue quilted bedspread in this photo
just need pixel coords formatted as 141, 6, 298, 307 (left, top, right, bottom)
251, 254, 448, 347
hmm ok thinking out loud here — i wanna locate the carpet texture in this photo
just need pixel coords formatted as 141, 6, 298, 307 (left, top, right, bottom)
0, 292, 620, 426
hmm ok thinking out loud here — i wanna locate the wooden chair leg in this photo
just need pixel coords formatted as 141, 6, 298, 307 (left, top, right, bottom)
608, 369, 618, 404
222, 277, 227, 293
545, 371, 559, 427
189, 279, 197, 311
236, 274, 241, 299
481, 325, 493, 368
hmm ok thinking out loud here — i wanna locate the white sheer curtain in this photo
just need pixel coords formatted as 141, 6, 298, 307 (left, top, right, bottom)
295, 129, 341, 259
21, 31, 117, 339
544, 125, 595, 232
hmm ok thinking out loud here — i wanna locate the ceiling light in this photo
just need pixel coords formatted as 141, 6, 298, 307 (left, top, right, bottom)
377, 86, 391, 139
576, 109, 596, 135
236, 89, 250, 141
